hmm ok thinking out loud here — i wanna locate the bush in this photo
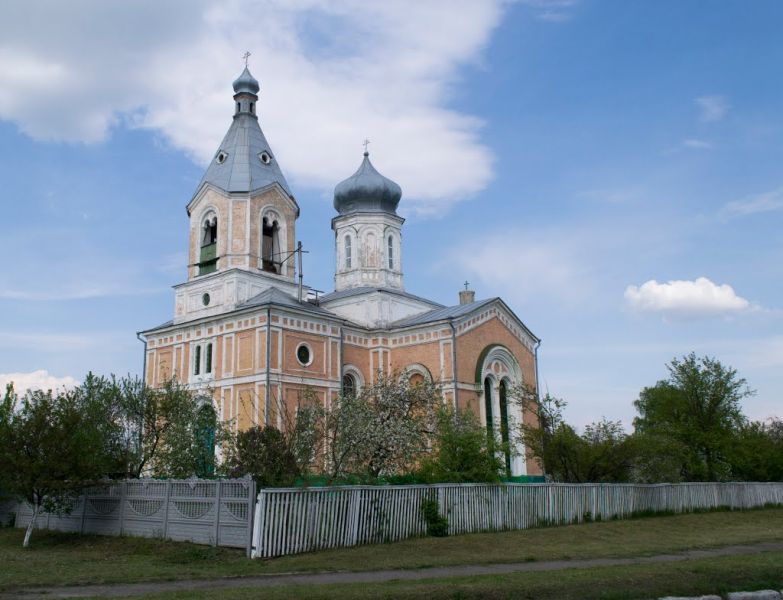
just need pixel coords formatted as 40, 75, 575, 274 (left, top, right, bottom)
420, 498, 448, 537
225, 426, 299, 487
417, 407, 503, 483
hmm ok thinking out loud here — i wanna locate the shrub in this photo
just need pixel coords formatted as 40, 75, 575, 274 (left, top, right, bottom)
421, 498, 449, 537
225, 426, 299, 487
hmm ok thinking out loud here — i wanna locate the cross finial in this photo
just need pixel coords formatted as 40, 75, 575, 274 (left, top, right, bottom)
362, 138, 370, 155
243, 51, 251, 67
464, 280, 470, 291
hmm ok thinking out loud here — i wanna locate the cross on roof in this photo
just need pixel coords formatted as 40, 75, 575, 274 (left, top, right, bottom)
464, 280, 470, 291
243, 51, 251, 67
363, 138, 370, 153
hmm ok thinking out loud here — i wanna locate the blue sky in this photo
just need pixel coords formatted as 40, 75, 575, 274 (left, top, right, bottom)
1, 0, 781, 428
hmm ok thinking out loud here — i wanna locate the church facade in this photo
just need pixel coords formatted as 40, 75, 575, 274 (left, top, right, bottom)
139, 67, 542, 478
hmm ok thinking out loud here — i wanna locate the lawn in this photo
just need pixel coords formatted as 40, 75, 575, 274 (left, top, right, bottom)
1, 507, 781, 594
125, 551, 783, 600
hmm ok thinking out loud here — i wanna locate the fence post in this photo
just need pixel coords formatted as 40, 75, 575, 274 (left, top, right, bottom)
213, 480, 222, 547
118, 481, 127, 536
162, 480, 172, 540
245, 480, 256, 558
251, 487, 265, 558
350, 488, 362, 546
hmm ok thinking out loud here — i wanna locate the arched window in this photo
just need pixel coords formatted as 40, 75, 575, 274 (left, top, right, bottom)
205, 343, 213, 374
194, 345, 202, 376
499, 380, 511, 477
342, 373, 357, 397
483, 377, 493, 436
262, 217, 280, 273
387, 235, 394, 269
199, 214, 218, 276
344, 235, 352, 269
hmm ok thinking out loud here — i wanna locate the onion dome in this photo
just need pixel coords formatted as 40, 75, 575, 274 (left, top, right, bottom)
232, 66, 260, 95
334, 152, 402, 215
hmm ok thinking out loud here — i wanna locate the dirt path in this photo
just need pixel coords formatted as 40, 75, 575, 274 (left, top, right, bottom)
5, 541, 783, 599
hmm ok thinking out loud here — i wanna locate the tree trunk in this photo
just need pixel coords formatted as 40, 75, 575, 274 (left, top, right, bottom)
23, 505, 39, 548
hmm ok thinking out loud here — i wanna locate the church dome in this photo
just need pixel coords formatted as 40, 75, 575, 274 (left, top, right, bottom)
334, 152, 402, 215
232, 66, 260, 95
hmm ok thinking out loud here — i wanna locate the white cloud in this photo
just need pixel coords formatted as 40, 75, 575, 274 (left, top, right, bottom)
682, 138, 712, 150
0, 0, 506, 211
0, 369, 78, 394
695, 95, 729, 122
721, 187, 783, 217
519, 0, 579, 21
624, 277, 752, 317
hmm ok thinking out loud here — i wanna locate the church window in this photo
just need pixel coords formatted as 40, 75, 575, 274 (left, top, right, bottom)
296, 343, 312, 366
199, 215, 218, 276
216, 151, 228, 164
261, 217, 280, 274
194, 345, 202, 376
344, 235, 352, 269
499, 380, 511, 477
236, 102, 240, 113
387, 235, 394, 269
205, 343, 213, 374
409, 372, 425, 387
249, 102, 254, 114
202, 293, 210, 306
195, 403, 217, 477
342, 373, 356, 397
483, 377, 493, 436
259, 151, 271, 165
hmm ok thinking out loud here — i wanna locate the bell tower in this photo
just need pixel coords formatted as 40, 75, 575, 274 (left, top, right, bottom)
332, 151, 404, 291
172, 64, 302, 324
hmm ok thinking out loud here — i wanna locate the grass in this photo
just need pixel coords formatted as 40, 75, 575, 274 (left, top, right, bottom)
0, 507, 781, 592
121, 551, 783, 599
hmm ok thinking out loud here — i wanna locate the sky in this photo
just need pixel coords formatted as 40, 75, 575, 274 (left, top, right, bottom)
1, 0, 781, 429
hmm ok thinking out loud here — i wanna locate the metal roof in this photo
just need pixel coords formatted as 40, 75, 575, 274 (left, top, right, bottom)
193, 113, 293, 202
237, 286, 339, 317
390, 297, 497, 327
318, 286, 444, 307
333, 152, 402, 215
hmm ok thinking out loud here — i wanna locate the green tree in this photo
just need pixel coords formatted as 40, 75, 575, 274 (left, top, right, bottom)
633, 353, 751, 481
225, 426, 299, 487
728, 418, 783, 482
418, 407, 503, 483
0, 385, 120, 547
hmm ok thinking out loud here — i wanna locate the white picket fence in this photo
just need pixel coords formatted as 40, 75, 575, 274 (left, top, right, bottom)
250, 482, 783, 558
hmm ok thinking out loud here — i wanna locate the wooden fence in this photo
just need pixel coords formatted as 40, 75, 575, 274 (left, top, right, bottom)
251, 482, 783, 558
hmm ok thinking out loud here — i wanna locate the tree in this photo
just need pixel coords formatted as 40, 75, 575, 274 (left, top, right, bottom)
320, 372, 440, 481
0, 385, 121, 547
634, 353, 751, 481
418, 407, 503, 483
727, 418, 783, 482
225, 426, 299, 487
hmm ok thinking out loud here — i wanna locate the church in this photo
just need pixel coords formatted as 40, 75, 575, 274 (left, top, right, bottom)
139, 66, 542, 478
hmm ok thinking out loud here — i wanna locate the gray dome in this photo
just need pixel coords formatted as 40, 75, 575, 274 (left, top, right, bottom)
233, 67, 259, 95
334, 152, 402, 215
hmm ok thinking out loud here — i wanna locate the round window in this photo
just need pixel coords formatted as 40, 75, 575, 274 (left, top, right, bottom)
259, 151, 272, 165
296, 343, 312, 366
202, 293, 210, 306
216, 151, 228, 164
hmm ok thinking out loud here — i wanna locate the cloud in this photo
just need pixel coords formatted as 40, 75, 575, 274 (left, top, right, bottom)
0, 369, 78, 394
0, 331, 98, 351
624, 277, 752, 317
721, 187, 783, 218
0, 1, 506, 211
449, 228, 593, 306
682, 138, 712, 150
695, 95, 729, 122
519, 0, 579, 21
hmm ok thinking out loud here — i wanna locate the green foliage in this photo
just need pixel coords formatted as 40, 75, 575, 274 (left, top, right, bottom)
417, 407, 503, 483
0, 383, 124, 546
727, 418, 783, 482
634, 353, 752, 481
225, 426, 299, 487
420, 498, 448, 537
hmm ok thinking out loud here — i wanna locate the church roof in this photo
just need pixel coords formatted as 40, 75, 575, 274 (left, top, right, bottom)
192, 67, 294, 205
238, 286, 338, 317
195, 114, 293, 199
391, 297, 497, 327
318, 286, 443, 307
333, 152, 402, 215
